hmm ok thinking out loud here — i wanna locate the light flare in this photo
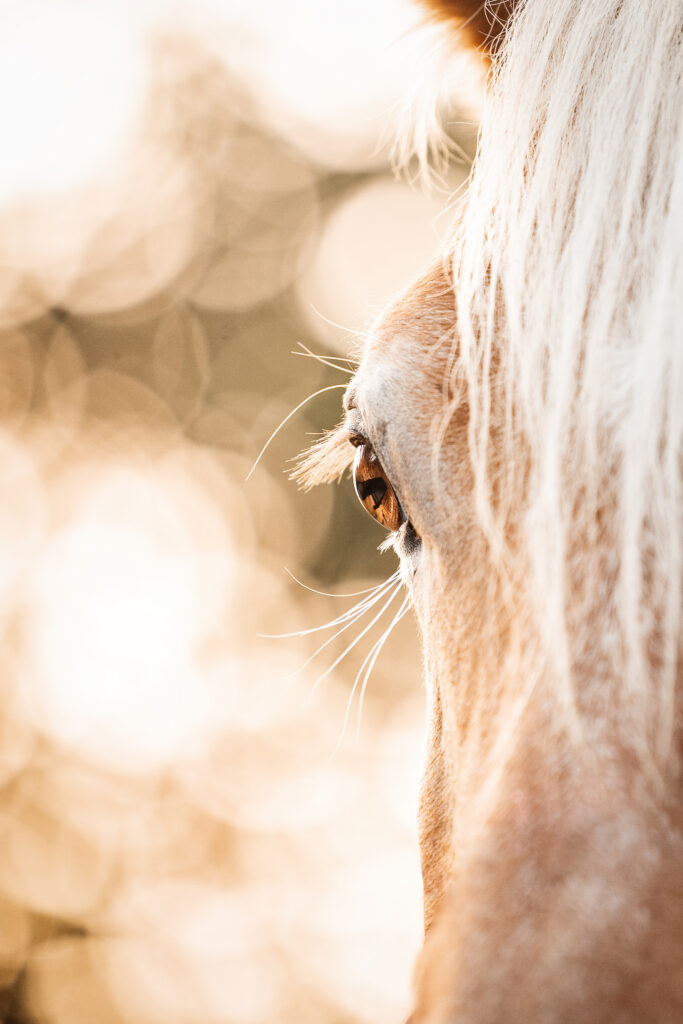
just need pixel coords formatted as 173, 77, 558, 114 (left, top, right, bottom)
25, 462, 237, 774
0, 1, 147, 201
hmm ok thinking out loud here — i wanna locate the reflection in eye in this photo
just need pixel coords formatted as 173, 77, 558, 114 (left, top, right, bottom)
353, 444, 405, 531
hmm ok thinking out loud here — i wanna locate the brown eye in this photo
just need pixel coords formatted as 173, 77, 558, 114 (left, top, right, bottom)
352, 444, 405, 531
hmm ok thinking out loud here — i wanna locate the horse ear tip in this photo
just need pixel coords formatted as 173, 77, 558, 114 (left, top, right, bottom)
420, 0, 518, 56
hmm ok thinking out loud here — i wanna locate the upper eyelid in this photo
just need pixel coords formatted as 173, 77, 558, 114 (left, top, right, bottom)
347, 429, 368, 449
343, 385, 358, 414
344, 409, 369, 447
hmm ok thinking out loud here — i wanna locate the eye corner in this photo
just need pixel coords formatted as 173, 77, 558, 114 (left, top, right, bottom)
347, 431, 367, 449
402, 519, 421, 550
343, 407, 367, 449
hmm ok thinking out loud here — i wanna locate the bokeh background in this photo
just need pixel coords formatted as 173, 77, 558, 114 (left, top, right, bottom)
0, 2, 479, 1021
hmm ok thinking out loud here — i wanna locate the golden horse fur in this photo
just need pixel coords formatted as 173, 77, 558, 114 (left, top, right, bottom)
299, 0, 683, 1019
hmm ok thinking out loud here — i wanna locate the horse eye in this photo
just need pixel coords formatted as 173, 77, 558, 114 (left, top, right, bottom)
352, 444, 405, 531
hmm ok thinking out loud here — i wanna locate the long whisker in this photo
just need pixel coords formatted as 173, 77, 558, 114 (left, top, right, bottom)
260, 570, 401, 638
245, 383, 347, 481
354, 596, 411, 739
292, 350, 354, 374
295, 341, 357, 368
284, 566, 390, 599
288, 591, 395, 682
330, 590, 408, 756
313, 579, 403, 694
292, 343, 356, 376
308, 304, 365, 339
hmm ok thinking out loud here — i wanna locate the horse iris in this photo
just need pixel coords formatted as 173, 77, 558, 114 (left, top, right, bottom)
352, 445, 404, 531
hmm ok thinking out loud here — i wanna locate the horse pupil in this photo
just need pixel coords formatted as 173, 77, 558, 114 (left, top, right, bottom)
359, 476, 387, 510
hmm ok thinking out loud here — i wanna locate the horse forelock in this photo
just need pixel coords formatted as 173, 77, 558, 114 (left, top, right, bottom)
450, 0, 683, 772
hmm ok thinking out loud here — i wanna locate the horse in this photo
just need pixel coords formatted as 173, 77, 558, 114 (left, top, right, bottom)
297, 0, 683, 1020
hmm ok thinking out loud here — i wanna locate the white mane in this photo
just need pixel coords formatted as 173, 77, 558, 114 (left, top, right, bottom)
452, 0, 683, 766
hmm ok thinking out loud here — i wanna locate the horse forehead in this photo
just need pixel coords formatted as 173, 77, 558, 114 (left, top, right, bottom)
370, 263, 456, 350
353, 326, 435, 430
354, 263, 457, 411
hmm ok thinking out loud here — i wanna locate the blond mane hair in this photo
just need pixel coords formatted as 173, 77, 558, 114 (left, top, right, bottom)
451, 0, 683, 767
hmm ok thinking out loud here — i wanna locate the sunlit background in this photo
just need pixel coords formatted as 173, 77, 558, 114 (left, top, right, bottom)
0, 2, 480, 1021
